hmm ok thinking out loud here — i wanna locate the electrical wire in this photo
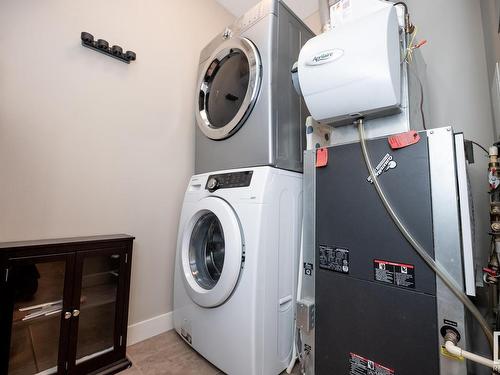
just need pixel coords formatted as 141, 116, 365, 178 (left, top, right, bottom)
469, 140, 489, 156
287, 219, 305, 373
407, 63, 427, 131
419, 76, 427, 130
387, 1, 409, 14
356, 119, 494, 349
404, 27, 418, 63
404, 62, 427, 130
394, 1, 409, 14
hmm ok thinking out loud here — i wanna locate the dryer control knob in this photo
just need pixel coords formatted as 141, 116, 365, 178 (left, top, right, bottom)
207, 177, 220, 192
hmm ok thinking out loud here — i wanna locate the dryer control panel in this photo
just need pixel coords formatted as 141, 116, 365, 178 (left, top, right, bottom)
206, 171, 253, 192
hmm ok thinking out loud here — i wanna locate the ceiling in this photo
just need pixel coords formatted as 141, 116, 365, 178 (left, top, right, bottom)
215, 0, 319, 20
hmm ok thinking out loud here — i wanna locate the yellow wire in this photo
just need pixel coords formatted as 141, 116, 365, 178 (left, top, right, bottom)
405, 26, 418, 64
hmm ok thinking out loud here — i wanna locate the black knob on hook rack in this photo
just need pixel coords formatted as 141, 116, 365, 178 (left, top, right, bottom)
125, 51, 136, 61
80, 31, 136, 64
111, 45, 123, 56
81, 32, 94, 44
97, 39, 109, 50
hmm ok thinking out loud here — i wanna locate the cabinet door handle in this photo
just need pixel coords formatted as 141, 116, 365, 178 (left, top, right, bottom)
64, 311, 72, 320
72, 309, 80, 317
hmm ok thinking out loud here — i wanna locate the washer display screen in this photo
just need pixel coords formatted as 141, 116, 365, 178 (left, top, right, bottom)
189, 212, 225, 290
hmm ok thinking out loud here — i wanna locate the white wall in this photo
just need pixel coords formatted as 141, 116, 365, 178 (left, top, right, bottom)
0, 0, 234, 337
480, 0, 500, 85
480, 0, 500, 140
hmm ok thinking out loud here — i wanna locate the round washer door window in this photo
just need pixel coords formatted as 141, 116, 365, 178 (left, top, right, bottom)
196, 37, 261, 140
181, 197, 243, 307
189, 212, 225, 290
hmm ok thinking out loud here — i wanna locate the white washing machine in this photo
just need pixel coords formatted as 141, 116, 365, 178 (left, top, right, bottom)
194, 0, 314, 174
173, 167, 302, 375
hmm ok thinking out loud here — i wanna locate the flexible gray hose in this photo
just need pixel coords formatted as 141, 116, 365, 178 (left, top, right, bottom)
357, 119, 494, 349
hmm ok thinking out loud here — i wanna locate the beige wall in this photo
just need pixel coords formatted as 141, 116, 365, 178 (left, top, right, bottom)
0, 0, 233, 325
304, 10, 321, 35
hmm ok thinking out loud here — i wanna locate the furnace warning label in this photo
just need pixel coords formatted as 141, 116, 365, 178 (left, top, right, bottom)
319, 245, 349, 274
374, 260, 415, 289
349, 353, 395, 375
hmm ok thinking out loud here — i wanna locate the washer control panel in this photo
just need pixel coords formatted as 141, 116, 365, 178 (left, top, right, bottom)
206, 171, 253, 192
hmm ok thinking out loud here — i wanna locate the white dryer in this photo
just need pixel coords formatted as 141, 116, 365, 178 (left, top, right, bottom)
173, 167, 302, 375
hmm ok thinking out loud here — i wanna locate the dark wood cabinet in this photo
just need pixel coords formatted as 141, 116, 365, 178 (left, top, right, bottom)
0, 235, 134, 375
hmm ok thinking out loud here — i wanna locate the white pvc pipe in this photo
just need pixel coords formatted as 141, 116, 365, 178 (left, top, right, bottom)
297, 220, 304, 302
286, 335, 297, 374
286, 220, 305, 374
444, 341, 500, 372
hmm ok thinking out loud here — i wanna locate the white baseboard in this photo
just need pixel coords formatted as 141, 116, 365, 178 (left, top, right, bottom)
127, 311, 173, 346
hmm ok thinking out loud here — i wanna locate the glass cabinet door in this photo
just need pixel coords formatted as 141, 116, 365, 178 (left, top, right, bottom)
7, 255, 73, 375
71, 249, 126, 372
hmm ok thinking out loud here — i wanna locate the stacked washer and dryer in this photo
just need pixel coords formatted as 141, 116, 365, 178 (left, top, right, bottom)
173, 1, 314, 374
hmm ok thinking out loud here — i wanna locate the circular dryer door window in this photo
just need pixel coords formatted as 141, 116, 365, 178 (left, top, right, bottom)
196, 37, 261, 140
181, 197, 243, 307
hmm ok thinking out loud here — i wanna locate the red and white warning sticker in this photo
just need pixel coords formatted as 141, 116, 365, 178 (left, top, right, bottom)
350, 353, 395, 375
374, 260, 415, 289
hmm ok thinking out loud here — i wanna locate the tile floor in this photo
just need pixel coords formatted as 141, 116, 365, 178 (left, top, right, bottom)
119, 330, 300, 375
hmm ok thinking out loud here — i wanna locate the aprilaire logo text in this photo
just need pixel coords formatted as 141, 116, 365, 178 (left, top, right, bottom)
308, 49, 344, 66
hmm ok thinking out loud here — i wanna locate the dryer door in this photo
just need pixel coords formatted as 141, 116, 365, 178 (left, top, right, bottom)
180, 197, 243, 307
196, 37, 262, 140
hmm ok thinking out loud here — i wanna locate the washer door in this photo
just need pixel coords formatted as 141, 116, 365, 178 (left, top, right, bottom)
196, 37, 262, 140
181, 197, 243, 307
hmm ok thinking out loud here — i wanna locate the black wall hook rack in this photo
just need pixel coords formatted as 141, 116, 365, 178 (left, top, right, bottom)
81, 32, 136, 64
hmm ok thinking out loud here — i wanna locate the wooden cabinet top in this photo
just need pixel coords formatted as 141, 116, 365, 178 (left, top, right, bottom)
0, 234, 134, 253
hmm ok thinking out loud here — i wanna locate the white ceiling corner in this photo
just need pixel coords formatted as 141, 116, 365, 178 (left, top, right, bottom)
216, 0, 319, 20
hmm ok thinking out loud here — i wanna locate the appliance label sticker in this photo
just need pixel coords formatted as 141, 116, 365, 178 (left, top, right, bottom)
349, 353, 395, 375
374, 260, 415, 289
319, 245, 349, 274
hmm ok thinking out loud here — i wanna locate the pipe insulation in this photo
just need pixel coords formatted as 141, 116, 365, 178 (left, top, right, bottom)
445, 341, 500, 372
